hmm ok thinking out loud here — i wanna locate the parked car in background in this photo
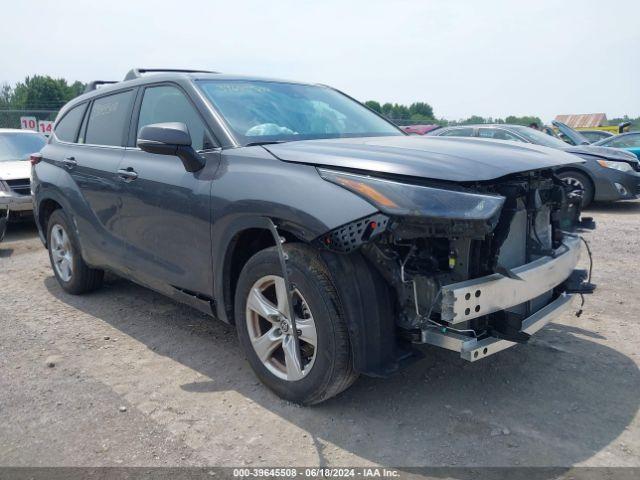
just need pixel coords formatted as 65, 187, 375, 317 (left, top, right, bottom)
400, 124, 441, 135
575, 130, 614, 143
33, 68, 593, 404
554, 121, 631, 146
429, 123, 640, 207
0, 129, 46, 220
594, 131, 640, 160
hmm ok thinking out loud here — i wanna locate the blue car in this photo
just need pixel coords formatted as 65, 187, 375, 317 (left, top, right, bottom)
594, 131, 640, 160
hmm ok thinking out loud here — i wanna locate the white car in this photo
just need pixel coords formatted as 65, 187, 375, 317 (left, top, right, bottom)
0, 128, 47, 240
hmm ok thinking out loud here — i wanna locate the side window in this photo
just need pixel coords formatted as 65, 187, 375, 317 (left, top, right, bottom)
137, 85, 214, 151
478, 128, 524, 142
608, 134, 640, 148
54, 103, 87, 143
440, 128, 474, 137
84, 90, 134, 146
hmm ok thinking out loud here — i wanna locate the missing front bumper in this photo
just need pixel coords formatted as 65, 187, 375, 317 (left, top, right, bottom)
422, 293, 575, 362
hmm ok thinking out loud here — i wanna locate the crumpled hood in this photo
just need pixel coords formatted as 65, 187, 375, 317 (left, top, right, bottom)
0, 160, 31, 180
562, 145, 639, 163
264, 136, 583, 182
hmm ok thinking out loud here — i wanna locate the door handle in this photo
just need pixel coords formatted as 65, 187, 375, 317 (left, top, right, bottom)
62, 156, 77, 169
117, 168, 138, 182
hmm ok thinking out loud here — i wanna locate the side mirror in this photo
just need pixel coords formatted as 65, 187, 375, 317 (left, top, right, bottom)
137, 122, 205, 172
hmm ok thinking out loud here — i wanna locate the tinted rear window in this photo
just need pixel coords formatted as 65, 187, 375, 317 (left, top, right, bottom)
84, 90, 134, 146
55, 103, 87, 143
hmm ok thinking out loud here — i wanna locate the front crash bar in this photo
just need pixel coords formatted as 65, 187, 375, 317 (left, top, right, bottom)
422, 293, 575, 362
440, 234, 581, 324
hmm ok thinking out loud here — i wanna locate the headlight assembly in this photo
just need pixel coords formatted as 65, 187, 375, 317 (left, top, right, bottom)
597, 159, 634, 172
319, 169, 505, 221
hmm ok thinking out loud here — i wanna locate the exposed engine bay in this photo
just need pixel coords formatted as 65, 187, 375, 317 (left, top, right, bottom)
319, 169, 596, 361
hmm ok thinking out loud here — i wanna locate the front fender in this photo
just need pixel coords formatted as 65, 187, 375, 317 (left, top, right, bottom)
211, 148, 378, 322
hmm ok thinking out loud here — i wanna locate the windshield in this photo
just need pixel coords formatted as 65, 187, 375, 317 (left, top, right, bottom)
0, 132, 46, 162
508, 126, 569, 148
197, 80, 402, 145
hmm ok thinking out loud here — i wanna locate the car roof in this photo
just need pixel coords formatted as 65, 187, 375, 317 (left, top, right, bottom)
0, 128, 45, 134
69, 72, 315, 104
442, 124, 526, 129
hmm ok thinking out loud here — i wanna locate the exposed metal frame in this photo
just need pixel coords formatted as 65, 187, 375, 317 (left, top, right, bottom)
422, 293, 575, 362
440, 234, 581, 324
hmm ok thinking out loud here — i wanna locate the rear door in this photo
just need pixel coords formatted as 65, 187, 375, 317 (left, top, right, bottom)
116, 83, 219, 295
46, 90, 135, 269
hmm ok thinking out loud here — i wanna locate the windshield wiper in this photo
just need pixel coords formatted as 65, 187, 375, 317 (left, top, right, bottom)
244, 140, 287, 147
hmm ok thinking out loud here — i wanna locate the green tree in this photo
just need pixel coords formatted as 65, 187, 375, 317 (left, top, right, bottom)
364, 100, 381, 113
504, 115, 542, 127
7, 75, 86, 109
408, 102, 433, 119
460, 115, 489, 125
0, 84, 11, 107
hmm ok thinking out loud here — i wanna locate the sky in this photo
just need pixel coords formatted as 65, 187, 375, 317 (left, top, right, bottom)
3, 0, 639, 123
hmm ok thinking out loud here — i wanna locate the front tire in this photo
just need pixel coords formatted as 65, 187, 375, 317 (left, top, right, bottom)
47, 209, 104, 294
235, 244, 358, 405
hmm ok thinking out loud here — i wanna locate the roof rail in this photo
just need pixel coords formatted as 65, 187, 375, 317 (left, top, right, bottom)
84, 80, 118, 93
123, 68, 219, 81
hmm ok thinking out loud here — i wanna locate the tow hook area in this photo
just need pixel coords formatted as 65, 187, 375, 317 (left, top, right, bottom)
422, 293, 576, 362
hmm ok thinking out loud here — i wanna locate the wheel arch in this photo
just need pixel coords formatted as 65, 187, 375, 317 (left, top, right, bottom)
36, 196, 66, 247
214, 215, 411, 378
213, 216, 307, 325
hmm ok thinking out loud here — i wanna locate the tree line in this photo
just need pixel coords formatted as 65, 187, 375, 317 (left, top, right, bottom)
0, 75, 638, 131
1, 75, 85, 110
364, 100, 640, 130
365, 100, 544, 127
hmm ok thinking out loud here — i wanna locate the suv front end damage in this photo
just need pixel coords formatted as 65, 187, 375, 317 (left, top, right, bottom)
319, 168, 595, 362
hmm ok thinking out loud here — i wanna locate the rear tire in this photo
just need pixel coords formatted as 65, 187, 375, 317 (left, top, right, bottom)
557, 170, 594, 208
47, 209, 104, 294
235, 244, 358, 405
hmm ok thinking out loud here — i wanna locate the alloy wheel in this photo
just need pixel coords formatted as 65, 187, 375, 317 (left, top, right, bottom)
245, 275, 317, 381
562, 176, 585, 195
50, 224, 74, 282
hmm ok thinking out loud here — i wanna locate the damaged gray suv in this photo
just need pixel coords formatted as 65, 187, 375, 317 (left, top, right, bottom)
33, 68, 595, 404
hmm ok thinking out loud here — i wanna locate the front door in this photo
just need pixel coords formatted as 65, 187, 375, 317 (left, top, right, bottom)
116, 84, 219, 296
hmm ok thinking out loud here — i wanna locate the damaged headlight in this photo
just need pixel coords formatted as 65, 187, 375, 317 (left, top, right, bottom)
319, 169, 505, 220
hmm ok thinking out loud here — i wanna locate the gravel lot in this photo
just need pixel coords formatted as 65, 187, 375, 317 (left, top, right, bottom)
1, 202, 639, 468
